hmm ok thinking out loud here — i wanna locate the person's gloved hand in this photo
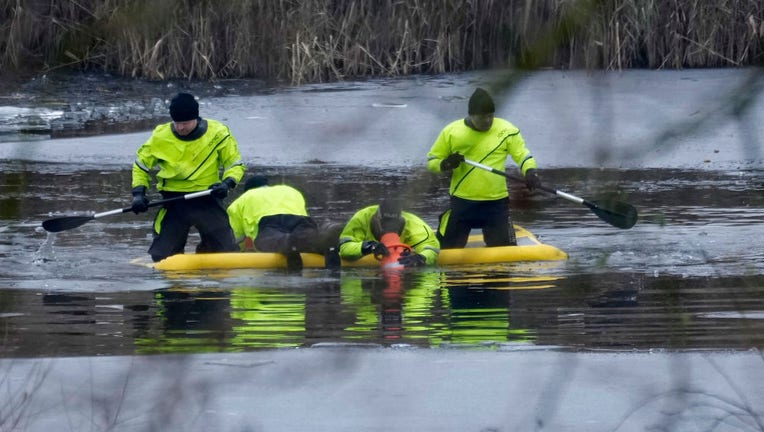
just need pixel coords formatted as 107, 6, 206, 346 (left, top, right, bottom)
361, 241, 389, 257
524, 168, 542, 191
398, 251, 426, 267
440, 152, 465, 171
210, 177, 237, 199
131, 186, 150, 214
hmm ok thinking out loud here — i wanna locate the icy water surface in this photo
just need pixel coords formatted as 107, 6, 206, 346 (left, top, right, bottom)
1, 162, 762, 356
1, 69, 763, 357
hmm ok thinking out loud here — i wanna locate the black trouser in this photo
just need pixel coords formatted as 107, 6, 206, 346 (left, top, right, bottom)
437, 196, 516, 248
149, 193, 237, 262
255, 214, 319, 254
256, 215, 345, 254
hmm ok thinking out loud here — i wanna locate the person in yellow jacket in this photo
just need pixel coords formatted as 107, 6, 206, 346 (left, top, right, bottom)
426, 87, 542, 248
130, 92, 246, 262
227, 175, 343, 271
338, 198, 440, 267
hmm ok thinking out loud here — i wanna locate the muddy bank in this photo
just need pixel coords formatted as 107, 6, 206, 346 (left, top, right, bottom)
0, 71, 268, 138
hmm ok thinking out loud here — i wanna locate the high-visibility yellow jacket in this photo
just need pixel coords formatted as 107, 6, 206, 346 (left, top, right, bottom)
132, 119, 245, 192
227, 185, 309, 248
426, 117, 537, 200
338, 205, 440, 265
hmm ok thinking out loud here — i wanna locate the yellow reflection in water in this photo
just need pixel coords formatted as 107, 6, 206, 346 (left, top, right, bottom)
229, 290, 306, 349
134, 268, 566, 353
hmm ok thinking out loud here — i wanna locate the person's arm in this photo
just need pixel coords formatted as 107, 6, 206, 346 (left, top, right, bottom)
226, 199, 248, 250
403, 214, 440, 265
338, 210, 374, 260
418, 246, 439, 265
426, 127, 451, 174
505, 131, 541, 190
506, 132, 537, 175
218, 130, 246, 185
338, 234, 366, 260
131, 140, 157, 190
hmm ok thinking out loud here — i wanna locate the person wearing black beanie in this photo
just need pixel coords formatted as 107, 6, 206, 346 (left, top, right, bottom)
426, 87, 542, 248
129, 92, 247, 262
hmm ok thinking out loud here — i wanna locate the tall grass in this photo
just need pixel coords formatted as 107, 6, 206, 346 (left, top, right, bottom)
1, 0, 762, 84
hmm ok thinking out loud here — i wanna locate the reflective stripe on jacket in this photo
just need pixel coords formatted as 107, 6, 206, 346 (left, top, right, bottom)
132, 119, 245, 192
426, 117, 537, 200
338, 205, 440, 265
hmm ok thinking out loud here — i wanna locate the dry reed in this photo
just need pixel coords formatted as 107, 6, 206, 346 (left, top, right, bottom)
1, 0, 762, 84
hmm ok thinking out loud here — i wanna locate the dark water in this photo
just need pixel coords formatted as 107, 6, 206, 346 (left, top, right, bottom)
1, 162, 762, 357
1, 70, 763, 358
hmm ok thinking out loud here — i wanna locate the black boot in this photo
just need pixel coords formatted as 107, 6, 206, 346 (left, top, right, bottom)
324, 247, 341, 270
286, 249, 303, 272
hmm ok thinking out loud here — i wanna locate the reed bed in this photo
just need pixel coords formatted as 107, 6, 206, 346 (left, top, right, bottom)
1, 0, 762, 84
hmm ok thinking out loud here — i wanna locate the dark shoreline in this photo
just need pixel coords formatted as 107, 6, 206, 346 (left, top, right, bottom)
0, 70, 273, 138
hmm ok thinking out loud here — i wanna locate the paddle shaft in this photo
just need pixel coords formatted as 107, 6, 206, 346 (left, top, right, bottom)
42, 190, 213, 232
93, 190, 213, 219
462, 158, 638, 229
463, 159, 584, 204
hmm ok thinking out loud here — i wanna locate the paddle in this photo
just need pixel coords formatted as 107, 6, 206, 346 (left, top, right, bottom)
42, 190, 213, 233
463, 158, 638, 229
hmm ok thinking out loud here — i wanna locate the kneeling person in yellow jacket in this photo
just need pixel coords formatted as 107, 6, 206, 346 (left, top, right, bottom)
338, 199, 440, 267
131, 92, 246, 262
227, 175, 340, 271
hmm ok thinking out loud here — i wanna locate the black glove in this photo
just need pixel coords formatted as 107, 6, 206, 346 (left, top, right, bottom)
361, 241, 389, 257
440, 152, 465, 171
398, 251, 426, 267
210, 177, 237, 199
524, 168, 542, 191
130, 186, 150, 214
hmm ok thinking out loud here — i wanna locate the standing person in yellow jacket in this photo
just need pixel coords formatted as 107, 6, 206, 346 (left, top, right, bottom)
131, 92, 246, 262
338, 198, 440, 267
426, 87, 542, 248
227, 175, 343, 271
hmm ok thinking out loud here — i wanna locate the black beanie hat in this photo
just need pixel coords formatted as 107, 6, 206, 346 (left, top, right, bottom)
378, 197, 403, 220
468, 88, 495, 115
169, 93, 199, 122
244, 175, 269, 190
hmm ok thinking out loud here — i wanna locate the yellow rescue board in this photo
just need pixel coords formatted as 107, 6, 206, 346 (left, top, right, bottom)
131, 225, 567, 271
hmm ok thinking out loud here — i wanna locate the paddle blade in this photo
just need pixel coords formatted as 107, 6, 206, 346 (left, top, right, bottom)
586, 200, 638, 229
42, 215, 95, 232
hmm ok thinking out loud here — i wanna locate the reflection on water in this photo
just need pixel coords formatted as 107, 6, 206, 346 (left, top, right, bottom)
133, 269, 559, 354
3, 267, 763, 357
1, 269, 559, 356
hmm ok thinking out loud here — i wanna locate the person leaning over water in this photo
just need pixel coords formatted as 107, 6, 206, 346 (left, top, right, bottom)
426, 87, 542, 248
130, 92, 246, 262
338, 198, 440, 267
226, 175, 343, 271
